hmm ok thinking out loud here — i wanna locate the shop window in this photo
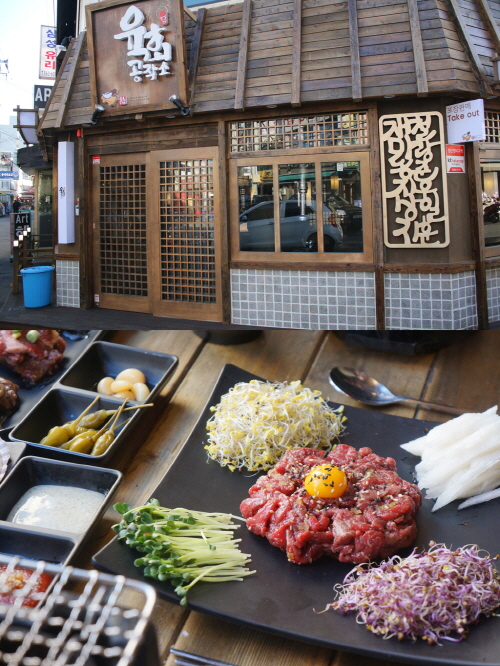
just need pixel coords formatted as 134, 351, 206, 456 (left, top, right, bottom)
233, 155, 369, 260
481, 162, 500, 248
230, 113, 368, 153
485, 112, 500, 144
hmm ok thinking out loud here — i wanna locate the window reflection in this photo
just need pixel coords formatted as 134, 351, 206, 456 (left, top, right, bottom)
481, 163, 500, 247
278, 163, 321, 252
238, 165, 274, 251
321, 161, 363, 253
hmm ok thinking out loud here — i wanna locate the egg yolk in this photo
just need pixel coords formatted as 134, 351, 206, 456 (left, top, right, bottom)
304, 464, 348, 499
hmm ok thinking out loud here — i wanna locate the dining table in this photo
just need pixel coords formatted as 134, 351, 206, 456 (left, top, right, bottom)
66, 328, 500, 666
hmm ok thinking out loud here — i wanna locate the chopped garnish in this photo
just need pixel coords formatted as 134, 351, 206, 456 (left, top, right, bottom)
205, 380, 346, 471
328, 542, 500, 644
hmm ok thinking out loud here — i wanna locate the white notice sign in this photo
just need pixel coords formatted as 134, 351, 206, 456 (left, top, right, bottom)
446, 99, 485, 143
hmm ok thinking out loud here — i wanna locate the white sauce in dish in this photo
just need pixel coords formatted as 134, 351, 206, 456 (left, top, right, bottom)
7, 485, 105, 534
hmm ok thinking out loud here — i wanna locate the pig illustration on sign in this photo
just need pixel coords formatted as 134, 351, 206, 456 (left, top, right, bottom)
100, 89, 119, 107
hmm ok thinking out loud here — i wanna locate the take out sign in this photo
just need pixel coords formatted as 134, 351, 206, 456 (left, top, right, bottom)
446, 98, 485, 143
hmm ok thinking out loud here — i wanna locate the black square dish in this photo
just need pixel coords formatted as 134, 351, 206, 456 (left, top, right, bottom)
0, 456, 121, 537
0, 524, 76, 563
58, 341, 178, 402
93, 363, 500, 666
9, 389, 140, 464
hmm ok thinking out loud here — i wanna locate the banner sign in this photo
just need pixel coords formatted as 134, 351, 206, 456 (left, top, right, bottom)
40, 26, 57, 79
446, 99, 485, 143
0, 171, 19, 180
446, 145, 466, 173
34, 84, 53, 108
86, 0, 188, 116
13, 212, 30, 239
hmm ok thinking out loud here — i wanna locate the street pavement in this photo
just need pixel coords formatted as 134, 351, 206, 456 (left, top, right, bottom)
0, 215, 12, 307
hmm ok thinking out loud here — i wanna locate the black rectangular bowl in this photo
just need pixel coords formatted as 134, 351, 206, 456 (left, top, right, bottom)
9, 389, 141, 465
58, 341, 178, 403
0, 524, 76, 563
0, 456, 122, 538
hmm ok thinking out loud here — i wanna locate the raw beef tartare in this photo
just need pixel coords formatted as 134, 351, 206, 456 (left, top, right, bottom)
240, 445, 422, 564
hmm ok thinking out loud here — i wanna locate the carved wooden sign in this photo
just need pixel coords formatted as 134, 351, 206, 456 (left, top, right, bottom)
380, 112, 450, 248
86, 0, 188, 116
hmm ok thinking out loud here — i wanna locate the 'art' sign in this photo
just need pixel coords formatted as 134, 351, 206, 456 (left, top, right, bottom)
40, 26, 57, 80
446, 99, 485, 143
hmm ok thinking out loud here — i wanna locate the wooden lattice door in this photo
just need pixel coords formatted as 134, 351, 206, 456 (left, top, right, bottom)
92, 153, 151, 313
149, 147, 223, 321
92, 148, 223, 320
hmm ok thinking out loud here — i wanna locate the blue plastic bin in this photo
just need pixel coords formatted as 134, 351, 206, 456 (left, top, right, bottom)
20, 266, 55, 308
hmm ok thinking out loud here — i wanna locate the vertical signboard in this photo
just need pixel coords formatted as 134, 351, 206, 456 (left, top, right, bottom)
86, 0, 189, 116
40, 26, 57, 80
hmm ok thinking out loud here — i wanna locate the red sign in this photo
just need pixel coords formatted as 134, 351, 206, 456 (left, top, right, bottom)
92, 156, 101, 165
445, 144, 466, 174
160, 10, 168, 24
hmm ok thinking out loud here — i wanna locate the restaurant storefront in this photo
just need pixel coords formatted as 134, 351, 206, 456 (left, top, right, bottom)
37, 0, 500, 329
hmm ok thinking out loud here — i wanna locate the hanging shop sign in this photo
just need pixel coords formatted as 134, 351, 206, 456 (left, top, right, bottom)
380, 112, 449, 248
13, 212, 30, 238
0, 171, 19, 180
445, 99, 485, 143
40, 26, 57, 80
446, 145, 466, 173
86, 0, 188, 116
34, 85, 53, 109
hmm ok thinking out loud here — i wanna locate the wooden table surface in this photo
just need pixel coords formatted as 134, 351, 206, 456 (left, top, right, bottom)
74, 329, 500, 666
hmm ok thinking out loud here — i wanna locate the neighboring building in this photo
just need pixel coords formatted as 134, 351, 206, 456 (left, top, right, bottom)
38, 0, 500, 328
0, 116, 20, 213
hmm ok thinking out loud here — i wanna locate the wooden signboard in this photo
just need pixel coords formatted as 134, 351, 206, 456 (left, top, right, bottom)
86, 0, 188, 116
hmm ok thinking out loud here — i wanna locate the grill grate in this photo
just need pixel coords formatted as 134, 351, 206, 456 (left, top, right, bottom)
230, 113, 368, 152
99, 164, 148, 297
0, 555, 156, 666
159, 160, 216, 303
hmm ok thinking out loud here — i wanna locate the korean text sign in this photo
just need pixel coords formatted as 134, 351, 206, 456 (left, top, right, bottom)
446, 145, 466, 173
87, 0, 188, 115
446, 98, 485, 143
40, 26, 57, 80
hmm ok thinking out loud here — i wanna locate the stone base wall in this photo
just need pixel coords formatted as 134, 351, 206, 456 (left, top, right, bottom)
230, 269, 376, 329
56, 260, 80, 308
384, 271, 477, 330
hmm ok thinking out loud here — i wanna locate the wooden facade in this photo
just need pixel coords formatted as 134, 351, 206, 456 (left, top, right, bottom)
37, 0, 500, 328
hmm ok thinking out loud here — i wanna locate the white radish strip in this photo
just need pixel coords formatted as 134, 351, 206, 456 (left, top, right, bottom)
458, 486, 500, 510
432, 457, 500, 511
416, 421, 500, 490
400, 407, 498, 456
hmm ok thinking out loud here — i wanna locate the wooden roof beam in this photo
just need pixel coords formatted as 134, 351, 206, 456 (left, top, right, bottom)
54, 32, 86, 129
348, 0, 362, 102
476, 0, 500, 54
234, 0, 252, 110
445, 0, 493, 97
291, 0, 302, 106
188, 7, 206, 103
407, 0, 428, 96
184, 6, 197, 22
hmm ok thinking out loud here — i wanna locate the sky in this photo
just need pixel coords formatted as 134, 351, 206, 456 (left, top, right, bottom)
0, 0, 56, 145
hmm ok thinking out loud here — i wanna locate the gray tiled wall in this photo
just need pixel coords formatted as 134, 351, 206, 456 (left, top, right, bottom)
486, 267, 500, 322
384, 272, 477, 330
231, 269, 376, 329
56, 260, 80, 308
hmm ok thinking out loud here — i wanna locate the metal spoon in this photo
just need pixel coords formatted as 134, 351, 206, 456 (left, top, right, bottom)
329, 367, 464, 416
